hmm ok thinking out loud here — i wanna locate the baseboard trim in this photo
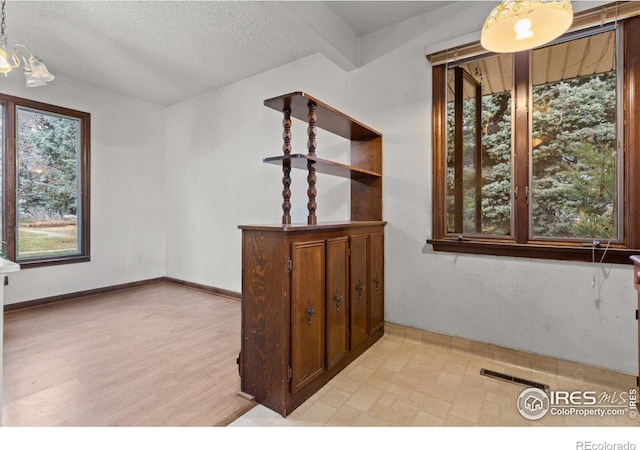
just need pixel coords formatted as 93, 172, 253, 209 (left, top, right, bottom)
4, 277, 165, 312
385, 322, 636, 390
4, 276, 242, 313
164, 277, 242, 301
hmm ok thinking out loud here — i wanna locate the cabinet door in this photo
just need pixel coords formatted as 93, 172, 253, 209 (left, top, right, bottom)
326, 237, 349, 369
350, 234, 369, 349
291, 241, 325, 394
369, 232, 384, 334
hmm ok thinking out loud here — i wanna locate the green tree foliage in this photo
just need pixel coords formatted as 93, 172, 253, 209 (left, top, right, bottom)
17, 110, 79, 221
446, 86, 512, 236
480, 91, 512, 235
447, 69, 616, 240
531, 72, 617, 239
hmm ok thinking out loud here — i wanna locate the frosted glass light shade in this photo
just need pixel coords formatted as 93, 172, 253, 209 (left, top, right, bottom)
27, 57, 54, 84
24, 70, 47, 87
481, 0, 573, 53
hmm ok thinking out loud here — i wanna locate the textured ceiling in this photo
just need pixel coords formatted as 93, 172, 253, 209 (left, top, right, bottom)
7, 1, 316, 106
4, 1, 458, 106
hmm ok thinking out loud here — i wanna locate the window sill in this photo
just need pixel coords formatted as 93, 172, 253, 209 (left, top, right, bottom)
17, 255, 91, 269
427, 239, 637, 264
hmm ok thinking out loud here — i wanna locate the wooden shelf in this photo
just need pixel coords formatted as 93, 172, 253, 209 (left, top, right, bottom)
264, 92, 382, 141
263, 154, 381, 180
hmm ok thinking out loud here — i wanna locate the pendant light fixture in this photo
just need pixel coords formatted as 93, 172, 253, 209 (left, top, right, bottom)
481, 0, 574, 53
0, 0, 54, 87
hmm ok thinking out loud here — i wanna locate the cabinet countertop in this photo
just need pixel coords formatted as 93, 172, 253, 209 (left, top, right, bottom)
239, 221, 386, 232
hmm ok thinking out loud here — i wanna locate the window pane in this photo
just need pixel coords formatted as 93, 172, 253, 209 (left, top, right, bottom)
16, 107, 81, 259
446, 54, 512, 236
531, 29, 618, 240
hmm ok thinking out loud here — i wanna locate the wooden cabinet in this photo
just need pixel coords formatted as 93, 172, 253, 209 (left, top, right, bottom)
239, 224, 385, 416
239, 93, 385, 416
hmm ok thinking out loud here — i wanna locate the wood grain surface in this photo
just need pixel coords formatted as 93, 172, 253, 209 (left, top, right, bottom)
3, 282, 255, 426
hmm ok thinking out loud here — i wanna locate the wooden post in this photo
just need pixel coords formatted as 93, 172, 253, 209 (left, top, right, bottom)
307, 102, 318, 225
474, 81, 482, 234
282, 108, 292, 224
453, 67, 464, 234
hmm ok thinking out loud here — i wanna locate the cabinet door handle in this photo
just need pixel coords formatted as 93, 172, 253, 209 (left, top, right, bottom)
356, 279, 364, 298
373, 272, 380, 290
306, 297, 316, 325
335, 288, 343, 311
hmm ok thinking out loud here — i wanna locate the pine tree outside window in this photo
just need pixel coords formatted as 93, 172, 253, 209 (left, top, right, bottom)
429, 16, 640, 264
1, 95, 90, 267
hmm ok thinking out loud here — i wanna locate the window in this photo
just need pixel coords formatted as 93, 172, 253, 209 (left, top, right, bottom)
429, 14, 640, 264
446, 55, 513, 237
1, 94, 90, 267
531, 29, 618, 241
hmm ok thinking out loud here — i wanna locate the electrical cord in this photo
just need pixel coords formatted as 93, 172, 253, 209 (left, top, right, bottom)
591, 238, 611, 288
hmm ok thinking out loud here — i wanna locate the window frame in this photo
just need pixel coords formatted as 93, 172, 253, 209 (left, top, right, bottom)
429, 16, 640, 264
1, 93, 91, 268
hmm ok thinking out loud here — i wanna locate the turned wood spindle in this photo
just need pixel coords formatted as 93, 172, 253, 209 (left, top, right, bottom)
306, 102, 318, 225
281, 108, 292, 224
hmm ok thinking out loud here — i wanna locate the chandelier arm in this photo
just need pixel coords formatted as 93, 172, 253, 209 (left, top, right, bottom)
13, 43, 35, 60
11, 47, 29, 69
7, 47, 19, 68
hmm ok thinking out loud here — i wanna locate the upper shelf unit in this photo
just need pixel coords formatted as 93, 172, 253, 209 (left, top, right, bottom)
263, 91, 383, 225
263, 92, 382, 141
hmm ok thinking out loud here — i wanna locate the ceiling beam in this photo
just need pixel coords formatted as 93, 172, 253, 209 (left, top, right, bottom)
260, 1, 360, 71
360, 2, 492, 67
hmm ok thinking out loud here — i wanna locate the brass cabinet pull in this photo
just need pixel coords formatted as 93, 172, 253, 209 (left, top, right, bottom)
356, 279, 364, 298
335, 288, 343, 311
306, 298, 316, 325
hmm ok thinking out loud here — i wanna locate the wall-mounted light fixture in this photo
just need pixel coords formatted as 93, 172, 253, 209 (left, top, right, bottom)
481, 0, 574, 53
0, 0, 54, 87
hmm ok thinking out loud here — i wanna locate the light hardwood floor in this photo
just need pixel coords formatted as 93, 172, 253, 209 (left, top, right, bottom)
3, 282, 255, 426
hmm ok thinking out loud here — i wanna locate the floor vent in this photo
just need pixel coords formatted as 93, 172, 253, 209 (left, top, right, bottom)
480, 368, 550, 392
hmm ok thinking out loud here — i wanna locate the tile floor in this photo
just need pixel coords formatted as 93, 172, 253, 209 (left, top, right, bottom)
229, 324, 639, 427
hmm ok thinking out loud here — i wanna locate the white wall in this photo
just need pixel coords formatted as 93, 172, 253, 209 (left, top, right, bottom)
164, 57, 353, 288
2, 75, 166, 304
165, 1, 637, 374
